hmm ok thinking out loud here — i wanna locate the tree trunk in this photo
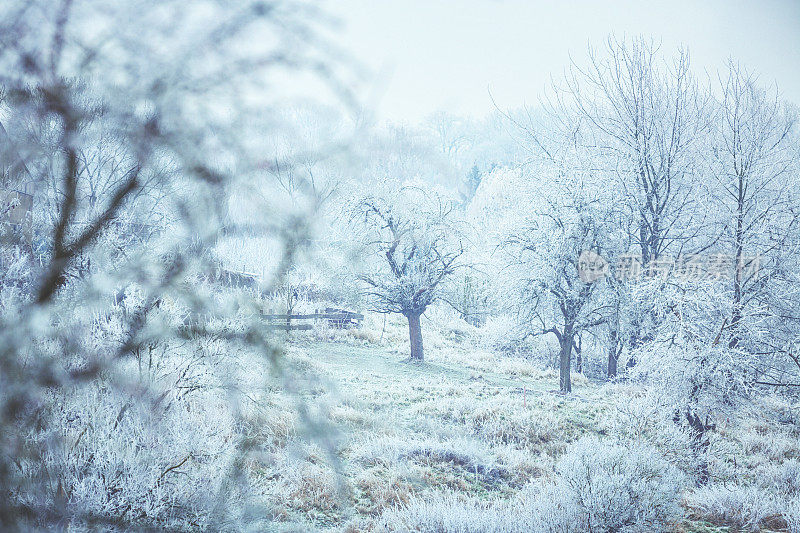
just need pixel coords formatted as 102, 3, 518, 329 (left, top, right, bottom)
607, 293, 621, 379
686, 409, 714, 485
608, 327, 619, 378
608, 328, 620, 379
729, 182, 745, 349
407, 312, 424, 362
559, 325, 573, 393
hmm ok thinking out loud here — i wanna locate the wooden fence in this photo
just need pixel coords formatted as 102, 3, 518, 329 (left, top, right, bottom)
264, 307, 364, 331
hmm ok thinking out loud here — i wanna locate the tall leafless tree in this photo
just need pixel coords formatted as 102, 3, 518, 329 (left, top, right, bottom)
551, 37, 711, 266
710, 62, 799, 349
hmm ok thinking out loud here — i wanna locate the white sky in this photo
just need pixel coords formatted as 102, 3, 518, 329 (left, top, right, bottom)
324, 0, 800, 123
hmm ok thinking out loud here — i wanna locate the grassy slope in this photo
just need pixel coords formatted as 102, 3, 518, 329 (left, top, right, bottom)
249, 319, 796, 532
258, 336, 607, 531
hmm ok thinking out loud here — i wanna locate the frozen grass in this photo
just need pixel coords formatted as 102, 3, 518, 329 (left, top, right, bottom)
248, 321, 620, 530
685, 484, 787, 532
376, 437, 685, 532
47, 305, 799, 531
252, 315, 800, 531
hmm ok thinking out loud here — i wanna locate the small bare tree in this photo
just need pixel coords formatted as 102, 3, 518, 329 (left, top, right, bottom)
507, 198, 613, 393
352, 186, 463, 362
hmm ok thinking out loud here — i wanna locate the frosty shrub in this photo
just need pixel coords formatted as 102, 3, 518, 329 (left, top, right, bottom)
633, 340, 754, 423
478, 314, 528, 354
43, 383, 236, 529
381, 437, 684, 533
631, 336, 759, 482
686, 484, 783, 531
526, 436, 685, 532
602, 385, 709, 479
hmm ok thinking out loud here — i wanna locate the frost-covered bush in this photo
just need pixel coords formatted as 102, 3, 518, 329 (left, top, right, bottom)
633, 341, 754, 424
630, 338, 762, 483
478, 315, 527, 354
526, 437, 685, 532
44, 384, 237, 528
602, 384, 708, 478
380, 437, 684, 532
424, 303, 477, 344
686, 484, 783, 531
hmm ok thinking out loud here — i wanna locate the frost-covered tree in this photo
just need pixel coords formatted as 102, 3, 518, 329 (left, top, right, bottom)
544, 37, 714, 357
709, 62, 799, 350
631, 287, 756, 482
352, 186, 463, 361
552, 36, 711, 267
0, 0, 351, 529
504, 166, 617, 392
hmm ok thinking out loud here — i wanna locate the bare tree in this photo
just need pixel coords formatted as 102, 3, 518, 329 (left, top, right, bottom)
504, 166, 616, 392
0, 0, 353, 528
352, 186, 463, 361
551, 37, 711, 266
710, 62, 799, 349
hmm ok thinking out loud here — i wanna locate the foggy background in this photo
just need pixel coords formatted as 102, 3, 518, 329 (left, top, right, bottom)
328, 0, 800, 121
